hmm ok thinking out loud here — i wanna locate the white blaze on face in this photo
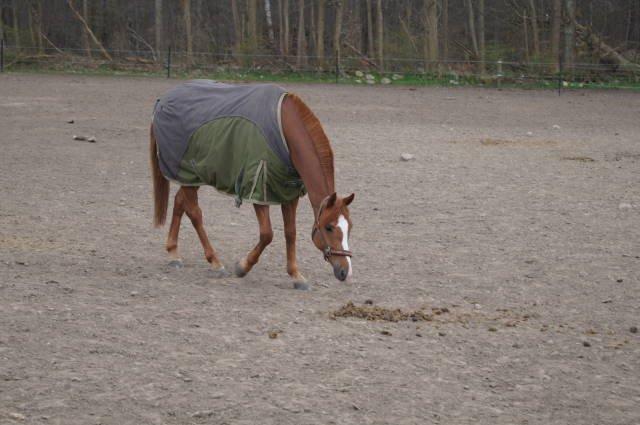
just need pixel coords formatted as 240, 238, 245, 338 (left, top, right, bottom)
337, 215, 352, 277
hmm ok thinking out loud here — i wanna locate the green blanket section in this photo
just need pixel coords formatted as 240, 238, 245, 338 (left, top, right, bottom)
176, 116, 305, 205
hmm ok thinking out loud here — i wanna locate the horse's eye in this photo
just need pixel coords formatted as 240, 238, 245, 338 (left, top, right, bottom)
325, 225, 333, 232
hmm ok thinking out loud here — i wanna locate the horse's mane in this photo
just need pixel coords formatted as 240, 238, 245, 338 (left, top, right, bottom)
287, 93, 335, 193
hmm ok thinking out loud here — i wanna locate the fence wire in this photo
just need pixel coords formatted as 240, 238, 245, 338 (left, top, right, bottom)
1, 43, 638, 89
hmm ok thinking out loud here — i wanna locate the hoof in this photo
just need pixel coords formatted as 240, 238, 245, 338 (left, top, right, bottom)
293, 281, 310, 291
234, 261, 248, 278
168, 259, 184, 270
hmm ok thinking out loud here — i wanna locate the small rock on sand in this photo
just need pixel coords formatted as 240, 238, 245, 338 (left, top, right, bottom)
190, 410, 214, 418
630, 326, 638, 334
400, 153, 415, 161
8, 412, 26, 421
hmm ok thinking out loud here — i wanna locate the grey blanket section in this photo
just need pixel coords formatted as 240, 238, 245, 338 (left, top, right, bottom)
152, 80, 290, 180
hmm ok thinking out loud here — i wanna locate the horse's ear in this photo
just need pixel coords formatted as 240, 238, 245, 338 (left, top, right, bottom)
343, 193, 355, 206
326, 192, 337, 208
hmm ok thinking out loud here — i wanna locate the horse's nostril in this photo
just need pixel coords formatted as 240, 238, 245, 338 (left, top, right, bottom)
340, 269, 347, 279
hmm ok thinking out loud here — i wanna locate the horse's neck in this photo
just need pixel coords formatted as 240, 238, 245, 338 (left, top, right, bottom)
281, 94, 335, 213
291, 140, 333, 214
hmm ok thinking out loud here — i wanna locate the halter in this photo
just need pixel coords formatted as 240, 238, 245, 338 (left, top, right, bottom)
312, 195, 353, 262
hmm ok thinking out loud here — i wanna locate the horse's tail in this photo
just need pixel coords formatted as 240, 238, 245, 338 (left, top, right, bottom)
150, 124, 169, 228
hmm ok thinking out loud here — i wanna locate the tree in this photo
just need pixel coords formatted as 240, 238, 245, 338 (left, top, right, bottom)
317, 0, 325, 66
12, 0, 20, 51
282, 0, 290, 56
376, 0, 383, 71
424, 0, 438, 69
155, 0, 162, 55
296, 0, 305, 68
551, 0, 561, 70
466, 0, 478, 58
564, 0, 576, 72
181, 0, 193, 65
365, 0, 374, 57
528, 0, 540, 59
247, 0, 258, 52
479, 0, 485, 73
442, 0, 449, 61
264, 0, 275, 49
334, 0, 343, 68
81, 0, 91, 57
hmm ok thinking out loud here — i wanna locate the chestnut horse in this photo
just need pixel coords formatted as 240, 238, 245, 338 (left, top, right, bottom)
150, 86, 354, 287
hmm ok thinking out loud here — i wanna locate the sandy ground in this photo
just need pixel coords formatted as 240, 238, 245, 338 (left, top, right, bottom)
1, 73, 639, 425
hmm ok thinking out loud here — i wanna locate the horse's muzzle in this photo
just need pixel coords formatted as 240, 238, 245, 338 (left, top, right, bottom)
333, 263, 349, 281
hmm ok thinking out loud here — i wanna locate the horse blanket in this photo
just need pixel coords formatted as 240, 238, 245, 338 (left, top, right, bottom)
152, 79, 305, 206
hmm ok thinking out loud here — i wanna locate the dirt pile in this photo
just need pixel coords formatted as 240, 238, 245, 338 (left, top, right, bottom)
331, 301, 448, 322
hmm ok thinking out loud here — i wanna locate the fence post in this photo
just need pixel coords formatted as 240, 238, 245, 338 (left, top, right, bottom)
335, 53, 339, 84
0, 39, 4, 73
496, 59, 503, 88
166, 47, 171, 79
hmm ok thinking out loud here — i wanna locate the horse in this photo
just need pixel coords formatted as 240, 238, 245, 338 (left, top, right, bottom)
149, 80, 354, 287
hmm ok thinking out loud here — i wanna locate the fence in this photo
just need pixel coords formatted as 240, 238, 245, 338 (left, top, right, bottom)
1, 42, 639, 91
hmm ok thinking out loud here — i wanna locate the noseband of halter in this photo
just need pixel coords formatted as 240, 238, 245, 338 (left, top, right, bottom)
312, 195, 353, 263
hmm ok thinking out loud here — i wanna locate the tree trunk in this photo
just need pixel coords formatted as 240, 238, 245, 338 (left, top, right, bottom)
334, 0, 343, 68
296, 0, 305, 68
563, 0, 576, 72
529, 0, 540, 59
66, 0, 111, 60
317, 0, 325, 67
365, 0, 374, 57
155, 0, 162, 56
33, 0, 43, 54
283, 0, 290, 56
12, 0, 20, 50
466, 0, 478, 57
264, 0, 275, 49
28, 1, 36, 48
479, 0, 485, 73
423, 0, 438, 70
247, 0, 258, 52
82, 0, 91, 57
442, 0, 449, 61
551, 0, 561, 70
376, 0, 383, 71
182, 0, 193, 65
523, 9, 530, 63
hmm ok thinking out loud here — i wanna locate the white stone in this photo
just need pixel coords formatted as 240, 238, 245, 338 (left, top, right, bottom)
355, 70, 364, 77
381, 77, 391, 85
400, 153, 415, 161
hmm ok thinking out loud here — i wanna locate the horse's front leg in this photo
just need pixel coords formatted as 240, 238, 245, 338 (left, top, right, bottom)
281, 198, 308, 289
235, 204, 273, 277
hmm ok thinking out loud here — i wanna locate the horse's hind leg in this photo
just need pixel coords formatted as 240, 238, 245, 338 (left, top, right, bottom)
281, 198, 308, 289
180, 187, 230, 277
235, 204, 273, 277
165, 188, 186, 269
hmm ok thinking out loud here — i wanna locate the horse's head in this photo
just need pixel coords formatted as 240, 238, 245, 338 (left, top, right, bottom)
312, 192, 355, 281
